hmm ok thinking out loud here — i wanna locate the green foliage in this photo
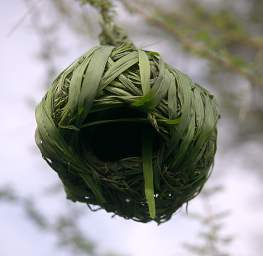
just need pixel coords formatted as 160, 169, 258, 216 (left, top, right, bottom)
121, 0, 263, 87
79, 0, 113, 11
183, 186, 233, 256
0, 186, 123, 256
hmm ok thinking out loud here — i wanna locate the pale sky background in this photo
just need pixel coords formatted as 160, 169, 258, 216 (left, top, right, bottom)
0, 1, 263, 256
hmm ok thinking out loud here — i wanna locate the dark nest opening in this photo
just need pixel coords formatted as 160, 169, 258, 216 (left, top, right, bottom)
80, 107, 161, 162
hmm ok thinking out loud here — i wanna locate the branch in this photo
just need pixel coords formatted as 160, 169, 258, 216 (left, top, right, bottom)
120, 0, 263, 87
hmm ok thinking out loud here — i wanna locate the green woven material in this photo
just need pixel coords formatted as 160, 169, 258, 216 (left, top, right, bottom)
35, 43, 219, 223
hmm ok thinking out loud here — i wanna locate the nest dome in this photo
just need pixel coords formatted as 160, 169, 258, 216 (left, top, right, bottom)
35, 43, 219, 223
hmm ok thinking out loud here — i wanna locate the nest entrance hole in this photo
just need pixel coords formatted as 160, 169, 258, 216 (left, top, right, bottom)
81, 107, 161, 162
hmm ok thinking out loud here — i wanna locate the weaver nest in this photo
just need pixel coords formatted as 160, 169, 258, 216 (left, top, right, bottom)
35, 43, 219, 224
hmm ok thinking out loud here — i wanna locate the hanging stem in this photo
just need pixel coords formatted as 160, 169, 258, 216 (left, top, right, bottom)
142, 128, 156, 219
77, 0, 132, 46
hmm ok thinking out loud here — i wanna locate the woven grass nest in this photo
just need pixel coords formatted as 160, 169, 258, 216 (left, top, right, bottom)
35, 43, 219, 224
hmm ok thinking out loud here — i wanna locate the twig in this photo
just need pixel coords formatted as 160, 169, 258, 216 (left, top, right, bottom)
120, 0, 263, 87
6, 0, 44, 37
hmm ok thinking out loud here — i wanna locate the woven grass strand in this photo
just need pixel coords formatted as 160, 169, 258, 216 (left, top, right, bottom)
142, 128, 155, 219
35, 43, 219, 224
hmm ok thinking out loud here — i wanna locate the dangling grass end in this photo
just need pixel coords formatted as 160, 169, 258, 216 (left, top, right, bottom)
142, 127, 156, 219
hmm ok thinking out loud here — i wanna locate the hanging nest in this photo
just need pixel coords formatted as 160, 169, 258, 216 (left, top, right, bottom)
35, 43, 219, 224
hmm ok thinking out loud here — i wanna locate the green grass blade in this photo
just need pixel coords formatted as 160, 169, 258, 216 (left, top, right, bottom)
100, 52, 138, 89
142, 128, 156, 219
138, 49, 151, 95
77, 46, 114, 124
